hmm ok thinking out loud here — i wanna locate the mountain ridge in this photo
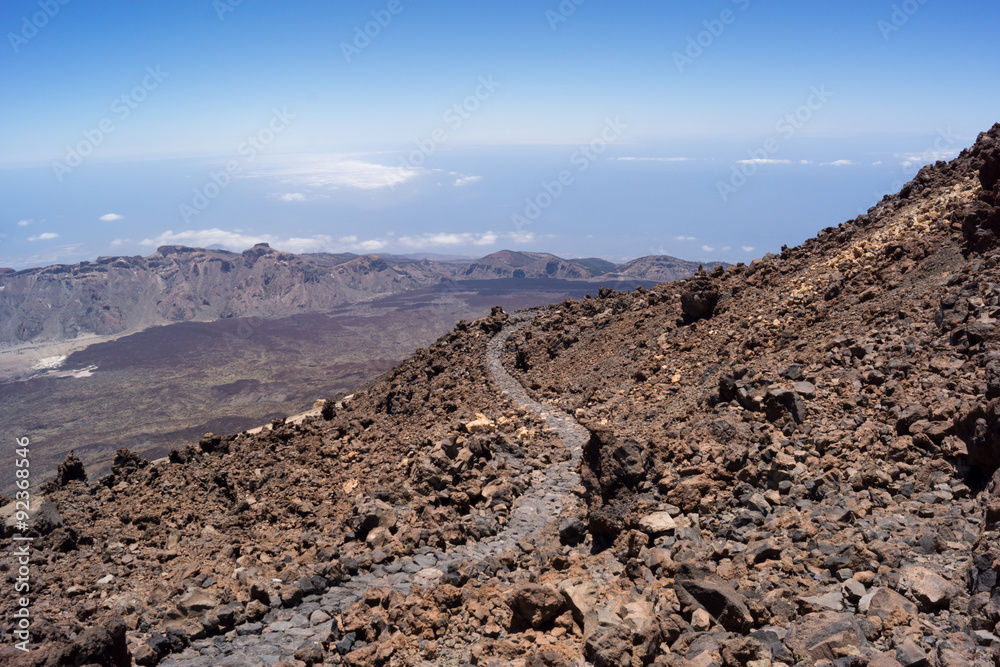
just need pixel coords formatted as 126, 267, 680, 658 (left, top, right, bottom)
0, 247, 724, 349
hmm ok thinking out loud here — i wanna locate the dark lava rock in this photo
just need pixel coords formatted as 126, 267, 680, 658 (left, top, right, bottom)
673, 561, 754, 633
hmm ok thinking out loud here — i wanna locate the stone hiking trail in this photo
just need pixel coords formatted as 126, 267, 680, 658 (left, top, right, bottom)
161, 310, 590, 667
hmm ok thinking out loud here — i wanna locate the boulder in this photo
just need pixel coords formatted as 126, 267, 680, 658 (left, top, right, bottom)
55, 451, 87, 486
560, 580, 600, 626
637, 511, 677, 536
785, 611, 865, 662
895, 636, 930, 667
294, 640, 325, 666
673, 562, 754, 633
583, 621, 632, 667
796, 591, 845, 614
352, 499, 397, 537
508, 583, 567, 629
900, 565, 959, 611
864, 587, 917, 627
0, 495, 63, 535
177, 589, 219, 617
465, 413, 496, 434
558, 517, 587, 546
680, 269, 720, 321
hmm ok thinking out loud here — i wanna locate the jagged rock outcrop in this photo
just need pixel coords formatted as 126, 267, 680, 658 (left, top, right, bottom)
960, 124, 1000, 253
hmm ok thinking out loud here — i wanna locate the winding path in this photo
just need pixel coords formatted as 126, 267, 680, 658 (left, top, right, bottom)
160, 311, 589, 667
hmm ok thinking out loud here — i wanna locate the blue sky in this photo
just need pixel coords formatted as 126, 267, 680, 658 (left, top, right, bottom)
1, 0, 998, 269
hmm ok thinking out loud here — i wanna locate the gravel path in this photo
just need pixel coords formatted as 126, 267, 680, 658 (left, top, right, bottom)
159, 311, 589, 667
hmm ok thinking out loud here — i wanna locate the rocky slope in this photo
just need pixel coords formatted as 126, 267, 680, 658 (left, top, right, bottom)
0, 249, 703, 349
3, 126, 1000, 666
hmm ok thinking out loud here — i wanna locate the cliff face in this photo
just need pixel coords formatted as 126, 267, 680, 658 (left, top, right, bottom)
0, 244, 358, 346
0, 246, 711, 348
6, 128, 1000, 667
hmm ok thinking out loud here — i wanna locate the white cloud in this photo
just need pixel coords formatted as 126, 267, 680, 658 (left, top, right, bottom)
800, 160, 814, 165
821, 160, 854, 167
139, 228, 386, 255
898, 150, 959, 169
28, 232, 59, 241
99, 213, 124, 222
267, 192, 330, 202
397, 231, 532, 249
741, 245, 755, 252
110, 239, 127, 247
244, 155, 422, 190
701, 245, 715, 252
454, 175, 482, 187
17, 219, 31, 226
675, 235, 696, 242
736, 159, 792, 165
615, 157, 694, 162
399, 232, 500, 248
872, 161, 883, 166
354, 239, 388, 252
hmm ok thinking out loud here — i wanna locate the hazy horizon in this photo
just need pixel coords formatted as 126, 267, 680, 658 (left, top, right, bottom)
2, 0, 998, 270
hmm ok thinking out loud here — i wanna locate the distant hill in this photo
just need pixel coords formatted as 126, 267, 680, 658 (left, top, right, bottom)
458, 250, 595, 280
611, 254, 728, 283
570, 257, 618, 275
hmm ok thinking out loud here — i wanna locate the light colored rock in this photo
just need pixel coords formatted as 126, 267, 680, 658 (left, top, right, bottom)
797, 591, 845, 613
465, 413, 496, 434
583, 604, 626, 640
414, 568, 444, 586
691, 608, 712, 631
900, 564, 959, 611
365, 526, 392, 549
615, 598, 657, 634
178, 589, 219, 616
0, 495, 63, 534
839, 582, 864, 609
560, 580, 600, 626
638, 511, 677, 535
685, 650, 722, 667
